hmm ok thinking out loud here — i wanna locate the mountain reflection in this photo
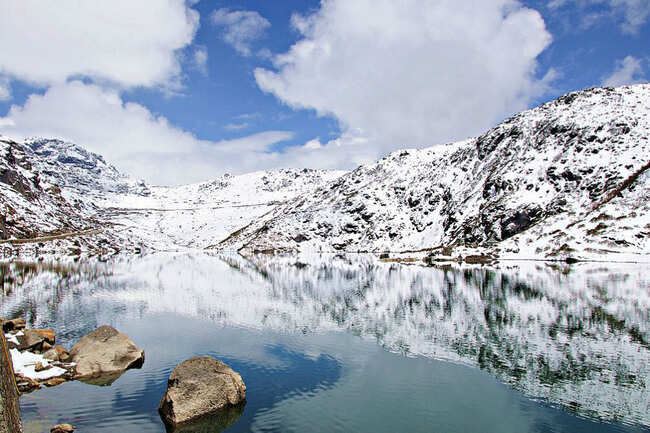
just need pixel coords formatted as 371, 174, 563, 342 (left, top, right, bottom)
1, 253, 648, 426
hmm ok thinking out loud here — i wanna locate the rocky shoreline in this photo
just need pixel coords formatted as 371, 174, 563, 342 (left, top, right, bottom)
2, 317, 246, 432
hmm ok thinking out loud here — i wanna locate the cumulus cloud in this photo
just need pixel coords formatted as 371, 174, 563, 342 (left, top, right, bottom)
548, 0, 650, 34
211, 8, 271, 56
0, 81, 296, 185
255, 0, 553, 163
602, 56, 647, 86
0, 0, 199, 89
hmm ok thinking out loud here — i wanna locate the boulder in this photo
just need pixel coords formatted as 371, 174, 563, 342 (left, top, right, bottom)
16, 329, 45, 351
34, 362, 51, 372
44, 377, 67, 387
2, 317, 26, 332
35, 329, 56, 344
158, 356, 246, 426
69, 325, 145, 379
50, 424, 75, 433
43, 345, 70, 362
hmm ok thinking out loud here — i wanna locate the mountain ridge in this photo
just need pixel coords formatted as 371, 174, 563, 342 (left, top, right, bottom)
217, 84, 650, 261
1, 83, 649, 261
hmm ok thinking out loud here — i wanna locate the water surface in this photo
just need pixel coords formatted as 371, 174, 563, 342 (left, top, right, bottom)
1, 254, 648, 432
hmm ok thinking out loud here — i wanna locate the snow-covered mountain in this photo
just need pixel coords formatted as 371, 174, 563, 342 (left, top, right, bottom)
1, 136, 345, 255
103, 169, 346, 250
218, 84, 650, 261
1, 137, 99, 240
0, 136, 150, 255
2, 84, 649, 260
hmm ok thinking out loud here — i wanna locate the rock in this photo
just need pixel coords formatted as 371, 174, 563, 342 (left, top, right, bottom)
55, 345, 70, 362
2, 317, 26, 332
16, 329, 45, 351
42, 341, 53, 351
69, 325, 145, 379
34, 362, 52, 372
35, 328, 56, 344
164, 405, 245, 433
44, 377, 67, 387
16, 375, 41, 393
43, 348, 60, 361
158, 356, 246, 426
43, 345, 70, 362
50, 424, 75, 433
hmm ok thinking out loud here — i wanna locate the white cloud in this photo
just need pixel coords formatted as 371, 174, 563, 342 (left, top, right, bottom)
0, 76, 10, 101
255, 0, 552, 160
193, 46, 209, 75
254, 0, 553, 163
602, 56, 647, 86
224, 122, 250, 131
211, 8, 270, 56
0, 1, 199, 89
0, 81, 296, 185
548, 0, 650, 34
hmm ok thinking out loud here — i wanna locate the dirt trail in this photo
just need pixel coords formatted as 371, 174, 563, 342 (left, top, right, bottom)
0, 229, 101, 245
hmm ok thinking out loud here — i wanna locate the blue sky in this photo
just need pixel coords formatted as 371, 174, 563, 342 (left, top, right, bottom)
0, 0, 648, 184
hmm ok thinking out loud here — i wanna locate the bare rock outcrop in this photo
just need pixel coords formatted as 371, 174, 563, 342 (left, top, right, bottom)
158, 356, 246, 427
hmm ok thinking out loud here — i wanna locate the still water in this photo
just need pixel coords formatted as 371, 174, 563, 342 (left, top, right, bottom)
1, 253, 649, 433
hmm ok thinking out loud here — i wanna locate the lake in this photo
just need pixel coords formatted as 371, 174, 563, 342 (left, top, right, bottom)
1, 253, 649, 433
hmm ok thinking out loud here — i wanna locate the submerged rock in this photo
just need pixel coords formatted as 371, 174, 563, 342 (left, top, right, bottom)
164, 405, 246, 433
158, 356, 246, 427
69, 325, 144, 379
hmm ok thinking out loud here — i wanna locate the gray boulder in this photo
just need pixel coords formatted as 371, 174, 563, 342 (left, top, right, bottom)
158, 356, 246, 426
69, 325, 144, 379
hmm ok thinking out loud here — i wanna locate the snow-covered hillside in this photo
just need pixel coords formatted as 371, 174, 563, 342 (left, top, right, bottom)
0, 136, 150, 255
218, 84, 650, 261
2, 84, 649, 260
103, 169, 345, 250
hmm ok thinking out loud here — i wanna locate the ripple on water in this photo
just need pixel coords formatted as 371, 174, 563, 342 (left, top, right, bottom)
3, 254, 650, 432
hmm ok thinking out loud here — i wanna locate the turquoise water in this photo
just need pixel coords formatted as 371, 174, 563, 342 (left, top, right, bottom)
1, 253, 648, 432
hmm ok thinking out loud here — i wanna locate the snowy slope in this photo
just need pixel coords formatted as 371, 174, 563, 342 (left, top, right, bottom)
218, 84, 650, 261
1, 137, 93, 240
2, 84, 649, 260
103, 169, 346, 250
1, 134, 345, 255
0, 136, 149, 256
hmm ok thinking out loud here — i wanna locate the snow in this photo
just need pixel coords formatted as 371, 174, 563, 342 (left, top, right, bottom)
218, 84, 650, 260
4, 331, 21, 345
2, 84, 650, 260
9, 348, 68, 380
99, 169, 346, 250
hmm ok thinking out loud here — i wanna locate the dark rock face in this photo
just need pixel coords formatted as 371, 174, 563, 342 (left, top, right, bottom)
500, 206, 543, 240
0, 167, 36, 200
158, 356, 246, 427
